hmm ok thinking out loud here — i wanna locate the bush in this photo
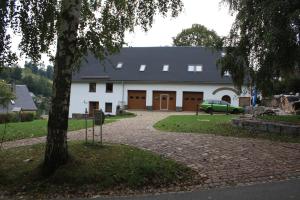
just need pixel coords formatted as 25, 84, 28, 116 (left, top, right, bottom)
20, 112, 34, 122
0, 113, 18, 124
0, 112, 34, 124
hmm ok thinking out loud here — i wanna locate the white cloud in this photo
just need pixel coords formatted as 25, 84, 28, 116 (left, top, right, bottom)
124, 0, 235, 47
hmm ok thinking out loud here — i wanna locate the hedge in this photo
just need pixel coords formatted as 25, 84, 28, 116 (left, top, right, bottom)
0, 112, 35, 124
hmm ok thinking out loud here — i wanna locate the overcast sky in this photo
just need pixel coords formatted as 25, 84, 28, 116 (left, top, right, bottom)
15, 0, 235, 67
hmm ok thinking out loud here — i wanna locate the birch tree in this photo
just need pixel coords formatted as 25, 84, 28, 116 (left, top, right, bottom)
0, 0, 183, 173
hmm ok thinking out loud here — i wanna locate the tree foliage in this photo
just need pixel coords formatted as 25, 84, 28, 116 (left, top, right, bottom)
173, 24, 221, 47
1, 0, 183, 171
0, 80, 15, 108
1, 0, 183, 66
219, 0, 300, 96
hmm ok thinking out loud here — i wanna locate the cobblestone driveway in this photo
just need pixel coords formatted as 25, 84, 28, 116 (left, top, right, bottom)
3, 111, 300, 188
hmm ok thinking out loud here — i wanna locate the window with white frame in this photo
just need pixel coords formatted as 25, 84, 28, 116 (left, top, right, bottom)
188, 65, 203, 72
139, 64, 146, 71
162, 65, 169, 72
188, 65, 194, 72
195, 65, 203, 72
224, 71, 231, 76
116, 62, 123, 69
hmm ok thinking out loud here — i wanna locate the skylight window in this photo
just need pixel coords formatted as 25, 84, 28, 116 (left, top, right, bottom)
139, 64, 146, 72
188, 65, 203, 72
188, 65, 194, 72
195, 65, 203, 72
163, 65, 169, 72
224, 71, 231, 76
116, 62, 123, 69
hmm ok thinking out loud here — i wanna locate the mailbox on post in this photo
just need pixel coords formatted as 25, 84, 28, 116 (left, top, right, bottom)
94, 109, 105, 145
94, 110, 105, 125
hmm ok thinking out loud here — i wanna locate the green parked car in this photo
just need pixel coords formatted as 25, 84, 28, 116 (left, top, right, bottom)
200, 100, 244, 114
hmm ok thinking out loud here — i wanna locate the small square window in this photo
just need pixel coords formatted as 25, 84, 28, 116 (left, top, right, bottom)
195, 65, 203, 72
116, 62, 123, 69
139, 65, 146, 71
163, 65, 169, 72
106, 83, 113, 93
188, 65, 194, 72
224, 71, 231, 76
89, 83, 96, 92
105, 102, 112, 113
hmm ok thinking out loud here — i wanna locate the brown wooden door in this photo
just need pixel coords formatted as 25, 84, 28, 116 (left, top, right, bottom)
160, 94, 169, 110
89, 101, 99, 117
182, 92, 203, 111
153, 91, 176, 111
128, 90, 146, 110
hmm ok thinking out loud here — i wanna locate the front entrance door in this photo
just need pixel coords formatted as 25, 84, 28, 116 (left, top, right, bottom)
89, 101, 99, 117
160, 94, 169, 110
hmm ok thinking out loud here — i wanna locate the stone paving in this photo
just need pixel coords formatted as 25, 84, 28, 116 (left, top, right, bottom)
3, 111, 300, 188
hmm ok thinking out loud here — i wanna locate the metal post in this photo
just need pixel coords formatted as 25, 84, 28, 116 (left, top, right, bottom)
100, 124, 103, 145
85, 108, 88, 144
92, 115, 95, 144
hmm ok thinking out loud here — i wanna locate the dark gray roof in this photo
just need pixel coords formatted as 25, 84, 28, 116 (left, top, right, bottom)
72, 47, 232, 84
0, 85, 37, 113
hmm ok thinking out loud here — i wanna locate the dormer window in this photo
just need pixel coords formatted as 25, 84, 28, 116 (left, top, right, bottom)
139, 65, 146, 72
195, 65, 203, 72
188, 65, 194, 72
188, 65, 203, 72
224, 71, 231, 76
116, 62, 123, 69
163, 65, 169, 72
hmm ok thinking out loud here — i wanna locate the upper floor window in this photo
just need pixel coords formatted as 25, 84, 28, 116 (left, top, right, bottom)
116, 62, 123, 69
224, 71, 231, 76
139, 64, 146, 72
195, 65, 203, 72
162, 65, 169, 72
188, 65, 194, 72
106, 83, 113, 93
188, 65, 203, 72
89, 83, 96, 92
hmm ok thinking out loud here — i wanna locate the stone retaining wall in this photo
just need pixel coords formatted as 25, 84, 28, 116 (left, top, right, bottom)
232, 118, 300, 136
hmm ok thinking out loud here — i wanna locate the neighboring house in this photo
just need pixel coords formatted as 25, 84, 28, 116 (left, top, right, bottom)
70, 47, 251, 116
0, 84, 37, 113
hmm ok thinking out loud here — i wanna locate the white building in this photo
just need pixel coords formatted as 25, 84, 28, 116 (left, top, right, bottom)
69, 47, 251, 117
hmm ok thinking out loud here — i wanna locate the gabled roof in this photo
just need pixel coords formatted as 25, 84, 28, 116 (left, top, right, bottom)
0, 85, 37, 113
72, 47, 232, 84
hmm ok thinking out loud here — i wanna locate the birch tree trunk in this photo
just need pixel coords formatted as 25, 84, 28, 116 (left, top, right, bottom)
44, 0, 82, 173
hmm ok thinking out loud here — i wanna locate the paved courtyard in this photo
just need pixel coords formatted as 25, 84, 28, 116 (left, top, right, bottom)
3, 111, 300, 188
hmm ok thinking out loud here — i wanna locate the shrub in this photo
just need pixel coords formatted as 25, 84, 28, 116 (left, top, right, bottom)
0, 112, 18, 124
20, 112, 34, 122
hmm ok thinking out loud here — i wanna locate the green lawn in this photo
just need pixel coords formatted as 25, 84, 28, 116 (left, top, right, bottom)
0, 142, 195, 198
0, 113, 136, 142
154, 115, 300, 143
258, 115, 300, 124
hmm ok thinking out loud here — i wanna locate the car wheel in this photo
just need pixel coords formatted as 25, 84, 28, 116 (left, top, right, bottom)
232, 109, 238, 114
207, 108, 213, 115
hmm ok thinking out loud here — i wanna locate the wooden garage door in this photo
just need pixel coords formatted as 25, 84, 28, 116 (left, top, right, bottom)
128, 90, 146, 110
182, 92, 203, 111
153, 91, 176, 111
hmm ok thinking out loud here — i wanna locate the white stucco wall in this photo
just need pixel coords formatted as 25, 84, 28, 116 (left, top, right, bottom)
69, 82, 250, 117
